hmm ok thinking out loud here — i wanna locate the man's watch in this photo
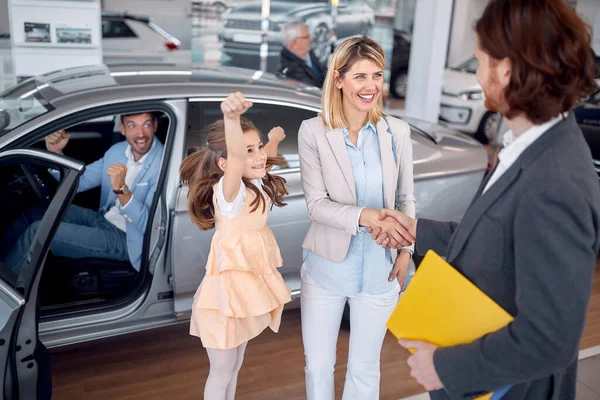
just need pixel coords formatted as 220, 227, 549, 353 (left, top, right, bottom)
113, 184, 129, 195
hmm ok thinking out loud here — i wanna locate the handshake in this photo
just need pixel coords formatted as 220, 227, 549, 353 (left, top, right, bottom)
361, 208, 417, 249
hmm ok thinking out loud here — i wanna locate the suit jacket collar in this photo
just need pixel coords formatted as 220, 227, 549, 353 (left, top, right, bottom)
281, 47, 321, 80
446, 114, 575, 262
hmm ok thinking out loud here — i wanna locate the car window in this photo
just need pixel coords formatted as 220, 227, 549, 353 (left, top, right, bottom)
187, 101, 318, 169
28, 110, 169, 210
102, 19, 137, 39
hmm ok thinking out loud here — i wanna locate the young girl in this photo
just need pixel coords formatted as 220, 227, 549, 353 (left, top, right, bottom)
179, 92, 291, 400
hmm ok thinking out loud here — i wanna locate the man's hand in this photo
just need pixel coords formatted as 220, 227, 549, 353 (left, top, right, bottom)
107, 163, 127, 191
368, 209, 417, 248
268, 126, 286, 143
399, 339, 444, 391
390, 250, 411, 290
360, 208, 415, 247
45, 130, 70, 154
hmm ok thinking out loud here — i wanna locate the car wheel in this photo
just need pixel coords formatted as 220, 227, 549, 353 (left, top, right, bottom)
312, 23, 331, 65
476, 111, 501, 144
390, 69, 408, 99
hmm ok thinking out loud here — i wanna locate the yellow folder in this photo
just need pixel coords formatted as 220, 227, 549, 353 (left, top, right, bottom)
386, 250, 514, 400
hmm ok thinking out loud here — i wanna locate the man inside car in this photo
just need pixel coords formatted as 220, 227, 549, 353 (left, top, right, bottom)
278, 21, 327, 89
0, 112, 164, 275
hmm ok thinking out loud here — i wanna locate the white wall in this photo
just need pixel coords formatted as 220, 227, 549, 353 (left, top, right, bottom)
446, 0, 486, 66
8, 0, 102, 79
102, 0, 192, 49
576, 0, 600, 54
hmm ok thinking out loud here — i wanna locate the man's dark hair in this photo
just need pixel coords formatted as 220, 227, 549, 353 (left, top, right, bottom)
120, 112, 158, 125
475, 0, 597, 124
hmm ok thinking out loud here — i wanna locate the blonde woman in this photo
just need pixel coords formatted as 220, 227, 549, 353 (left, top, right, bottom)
298, 36, 416, 399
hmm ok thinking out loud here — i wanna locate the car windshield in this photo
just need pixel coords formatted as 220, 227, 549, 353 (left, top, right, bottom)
451, 56, 479, 74
0, 79, 52, 137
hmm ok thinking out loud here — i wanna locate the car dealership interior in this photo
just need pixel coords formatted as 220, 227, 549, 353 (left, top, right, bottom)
1, 0, 600, 399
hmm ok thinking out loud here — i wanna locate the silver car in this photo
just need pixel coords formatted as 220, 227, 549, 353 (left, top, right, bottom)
0, 64, 487, 397
219, 0, 374, 68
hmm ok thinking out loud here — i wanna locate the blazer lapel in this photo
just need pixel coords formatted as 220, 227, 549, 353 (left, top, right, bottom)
376, 119, 396, 209
446, 113, 574, 262
447, 163, 521, 262
325, 127, 356, 200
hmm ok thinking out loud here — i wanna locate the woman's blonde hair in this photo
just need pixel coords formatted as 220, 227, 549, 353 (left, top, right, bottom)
321, 36, 386, 129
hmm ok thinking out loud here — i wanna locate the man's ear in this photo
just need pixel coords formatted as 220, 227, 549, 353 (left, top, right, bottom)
497, 57, 512, 88
217, 157, 227, 172
120, 123, 125, 137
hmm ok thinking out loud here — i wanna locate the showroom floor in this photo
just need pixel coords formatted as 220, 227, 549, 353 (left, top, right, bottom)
51, 263, 600, 400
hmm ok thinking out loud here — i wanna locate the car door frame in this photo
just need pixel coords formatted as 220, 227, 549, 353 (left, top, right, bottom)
0, 149, 84, 400
4, 99, 183, 333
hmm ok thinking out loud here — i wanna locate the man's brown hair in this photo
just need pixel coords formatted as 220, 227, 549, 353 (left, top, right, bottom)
475, 0, 597, 124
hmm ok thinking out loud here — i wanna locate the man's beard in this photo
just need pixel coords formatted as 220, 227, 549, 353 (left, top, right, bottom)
482, 79, 508, 115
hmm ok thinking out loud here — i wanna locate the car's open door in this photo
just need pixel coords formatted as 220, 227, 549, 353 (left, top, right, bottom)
0, 149, 83, 400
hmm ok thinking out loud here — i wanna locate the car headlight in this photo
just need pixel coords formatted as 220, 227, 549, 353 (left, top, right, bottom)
459, 90, 484, 101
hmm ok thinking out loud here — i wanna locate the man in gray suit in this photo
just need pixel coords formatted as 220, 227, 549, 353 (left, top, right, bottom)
370, 0, 600, 399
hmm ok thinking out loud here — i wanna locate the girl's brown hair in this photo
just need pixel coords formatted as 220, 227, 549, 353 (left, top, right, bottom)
179, 117, 288, 230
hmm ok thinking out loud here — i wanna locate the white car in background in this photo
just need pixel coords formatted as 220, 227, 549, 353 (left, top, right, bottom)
101, 12, 189, 65
439, 56, 501, 143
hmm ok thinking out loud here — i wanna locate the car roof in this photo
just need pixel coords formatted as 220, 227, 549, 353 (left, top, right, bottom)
33, 64, 323, 108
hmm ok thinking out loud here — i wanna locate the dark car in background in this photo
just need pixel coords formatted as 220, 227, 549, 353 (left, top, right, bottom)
218, 0, 374, 71
389, 29, 411, 99
574, 89, 600, 180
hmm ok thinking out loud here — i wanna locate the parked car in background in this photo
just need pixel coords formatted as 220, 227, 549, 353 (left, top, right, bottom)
442, 54, 600, 144
0, 64, 487, 395
389, 29, 411, 99
574, 89, 600, 180
101, 12, 186, 64
218, 0, 374, 71
438, 55, 501, 143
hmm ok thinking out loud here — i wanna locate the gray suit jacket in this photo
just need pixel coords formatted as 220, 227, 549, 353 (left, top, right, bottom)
415, 114, 600, 400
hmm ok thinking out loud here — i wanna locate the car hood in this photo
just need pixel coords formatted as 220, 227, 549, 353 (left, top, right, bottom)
396, 115, 488, 179
443, 69, 481, 96
225, 1, 326, 19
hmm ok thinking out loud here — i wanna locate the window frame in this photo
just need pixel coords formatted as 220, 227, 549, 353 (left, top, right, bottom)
101, 18, 138, 39
187, 97, 321, 172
